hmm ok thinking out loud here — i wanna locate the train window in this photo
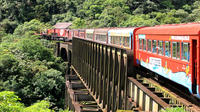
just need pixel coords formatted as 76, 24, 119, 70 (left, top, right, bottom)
120, 37, 122, 45
123, 37, 130, 47
95, 34, 99, 40
152, 40, 157, 53
80, 32, 84, 37
143, 39, 146, 50
111, 36, 121, 45
116, 36, 120, 45
103, 35, 107, 42
165, 41, 171, 57
147, 39, 151, 52
177, 42, 180, 59
97, 35, 100, 41
111, 37, 114, 44
181, 43, 190, 61
139, 39, 142, 50
86, 34, 93, 39
172, 42, 177, 59
96, 34, 107, 42
158, 41, 163, 55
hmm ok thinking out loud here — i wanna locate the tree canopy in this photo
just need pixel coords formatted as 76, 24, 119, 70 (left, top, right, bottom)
50, 0, 200, 28
0, 0, 200, 31
0, 91, 53, 112
0, 20, 66, 111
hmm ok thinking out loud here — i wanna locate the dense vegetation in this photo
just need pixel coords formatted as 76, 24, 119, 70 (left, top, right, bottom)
0, 20, 67, 111
0, 91, 52, 112
0, 0, 200, 112
1, 0, 200, 33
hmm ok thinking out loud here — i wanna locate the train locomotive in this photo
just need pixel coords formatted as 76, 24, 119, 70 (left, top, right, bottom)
44, 23, 200, 99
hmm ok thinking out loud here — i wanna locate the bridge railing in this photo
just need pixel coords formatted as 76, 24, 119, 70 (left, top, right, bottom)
72, 37, 133, 111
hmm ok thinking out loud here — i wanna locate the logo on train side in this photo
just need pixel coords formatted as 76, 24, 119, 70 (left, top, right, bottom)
149, 57, 161, 67
171, 36, 190, 41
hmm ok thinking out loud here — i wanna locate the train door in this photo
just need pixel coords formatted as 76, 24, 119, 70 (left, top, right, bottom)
192, 40, 197, 94
130, 34, 133, 49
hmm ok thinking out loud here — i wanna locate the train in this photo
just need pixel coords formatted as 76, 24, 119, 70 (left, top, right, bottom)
43, 23, 200, 99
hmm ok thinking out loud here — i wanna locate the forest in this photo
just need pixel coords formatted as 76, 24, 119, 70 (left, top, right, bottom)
1, 0, 200, 33
0, 19, 67, 112
0, 0, 200, 111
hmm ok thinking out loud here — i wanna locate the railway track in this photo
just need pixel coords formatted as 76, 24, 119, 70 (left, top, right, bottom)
67, 65, 200, 112
65, 74, 102, 112
127, 72, 200, 112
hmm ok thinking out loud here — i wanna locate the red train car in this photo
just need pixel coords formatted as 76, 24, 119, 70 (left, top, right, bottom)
85, 29, 94, 40
47, 29, 54, 35
54, 29, 61, 37
108, 27, 136, 49
65, 30, 69, 38
79, 29, 85, 38
47, 29, 57, 40
71, 29, 85, 38
73, 29, 79, 38
135, 23, 200, 98
94, 28, 110, 43
46, 29, 71, 41
54, 29, 69, 40
68, 30, 74, 40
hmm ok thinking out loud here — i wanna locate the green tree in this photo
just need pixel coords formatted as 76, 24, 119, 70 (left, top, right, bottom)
24, 101, 53, 112
51, 12, 75, 25
0, 19, 18, 33
98, 6, 129, 27
32, 69, 65, 109
0, 28, 6, 42
80, 0, 104, 19
0, 91, 54, 112
71, 18, 86, 28
14, 19, 51, 36
0, 54, 19, 81
122, 14, 158, 27
0, 91, 23, 112
160, 107, 187, 112
0, 19, 66, 110
150, 10, 182, 24
18, 38, 54, 61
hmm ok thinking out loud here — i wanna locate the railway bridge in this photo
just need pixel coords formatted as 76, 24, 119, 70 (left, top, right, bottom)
54, 37, 200, 112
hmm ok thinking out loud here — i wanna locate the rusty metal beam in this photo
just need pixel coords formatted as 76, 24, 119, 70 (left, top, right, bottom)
65, 71, 101, 112
72, 37, 131, 112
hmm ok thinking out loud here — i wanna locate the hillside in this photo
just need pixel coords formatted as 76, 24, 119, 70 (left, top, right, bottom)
0, 0, 200, 33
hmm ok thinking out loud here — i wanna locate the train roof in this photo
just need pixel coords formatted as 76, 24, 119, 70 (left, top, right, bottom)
136, 23, 200, 35
108, 27, 136, 37
86, 29, 94, 34
78, 29, 85, 32
54, 22, 72, 29
95, 28, 111, 35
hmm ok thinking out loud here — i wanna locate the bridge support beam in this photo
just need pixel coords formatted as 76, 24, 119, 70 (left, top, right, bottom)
72, 37, 133, 111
